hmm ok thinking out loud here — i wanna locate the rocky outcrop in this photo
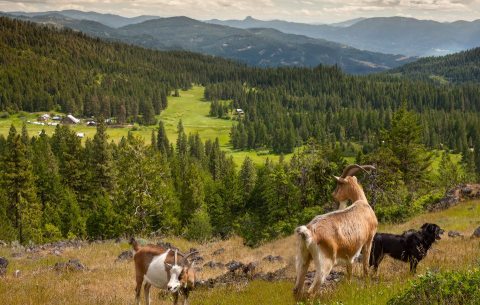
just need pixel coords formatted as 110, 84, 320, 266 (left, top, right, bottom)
428, 184, 480, 211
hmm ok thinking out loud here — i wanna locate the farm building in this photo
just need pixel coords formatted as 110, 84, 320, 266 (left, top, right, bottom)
235, 108, 245, 116
62, 114, 80, 124
37, 113, 50, 121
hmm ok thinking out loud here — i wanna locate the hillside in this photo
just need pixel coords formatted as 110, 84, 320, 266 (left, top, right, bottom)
7, 9, 158, 28
1, 13, 412, 74
2, 17, 480, 158
1, 199, 479, 305
208, 16, 480, 57
389, 47, 480, 84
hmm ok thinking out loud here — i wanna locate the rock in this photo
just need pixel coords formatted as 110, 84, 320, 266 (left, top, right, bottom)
226, 260, 244, 272
191, 255, 204, 264
242, 262, 257, 276
304, 270, 344, 286
473, 227, 480, 238
203, 261, 224, 269
212, 248, 225, 256
116, 250, 133, 262
254, 267, 288, 282
448, 231, 463, 238
0, 257, 8, 276
262, 255, 283, 263
54, 259, 87, 272
157, 241, 178, 251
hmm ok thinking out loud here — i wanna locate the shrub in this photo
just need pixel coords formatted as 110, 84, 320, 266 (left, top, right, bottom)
184, 208, 213, 242
43, 223, 63, 242
388, 269, 480, 305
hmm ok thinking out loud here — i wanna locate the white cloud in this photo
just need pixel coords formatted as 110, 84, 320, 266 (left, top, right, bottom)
0, 0, 479, 22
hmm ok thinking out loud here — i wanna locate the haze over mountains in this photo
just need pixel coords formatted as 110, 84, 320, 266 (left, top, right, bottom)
208, 16, 480, 57
3, 10, 480, 73
1, 11, 412, 74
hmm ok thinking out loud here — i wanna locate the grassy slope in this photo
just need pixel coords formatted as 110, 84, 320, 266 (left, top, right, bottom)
0, 86, 289, 165
1, 200, 479, 305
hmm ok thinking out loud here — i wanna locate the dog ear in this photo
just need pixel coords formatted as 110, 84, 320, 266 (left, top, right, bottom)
420, 223, 430, 230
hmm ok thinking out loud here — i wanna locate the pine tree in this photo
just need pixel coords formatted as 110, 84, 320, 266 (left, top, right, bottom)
1, 125, 42, 243
157, 120, 170, 156
90, 119, 115, 193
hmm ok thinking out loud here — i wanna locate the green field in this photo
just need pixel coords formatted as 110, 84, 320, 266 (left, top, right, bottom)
0, 86, 289, 165
0, 86, 462, 168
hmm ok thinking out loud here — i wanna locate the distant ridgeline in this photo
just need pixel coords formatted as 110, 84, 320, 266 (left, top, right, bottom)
1, 17, 480, 157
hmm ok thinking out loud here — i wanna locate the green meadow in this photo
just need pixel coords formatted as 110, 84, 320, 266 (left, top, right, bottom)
0, 86, 289, 165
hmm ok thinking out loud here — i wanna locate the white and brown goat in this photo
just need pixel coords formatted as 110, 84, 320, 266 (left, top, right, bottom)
130, 238, 197, 305
293, 164, 378, 299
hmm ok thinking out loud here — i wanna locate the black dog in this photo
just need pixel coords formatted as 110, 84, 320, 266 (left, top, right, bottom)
370, 223, 444, 273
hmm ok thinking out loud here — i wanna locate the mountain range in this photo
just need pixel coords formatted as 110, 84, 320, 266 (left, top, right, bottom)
208, 16, 480, 57
0, 11, 413, 74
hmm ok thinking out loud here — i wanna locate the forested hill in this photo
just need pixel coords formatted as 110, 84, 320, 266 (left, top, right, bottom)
388, 47, 480, 84
2, 17, 480, 159
0, 17, 248, 117
1, 13, 412, 74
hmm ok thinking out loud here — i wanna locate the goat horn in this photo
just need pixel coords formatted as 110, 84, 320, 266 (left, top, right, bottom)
334, 176, 347, 184
174, 250, 178, 265
340, 164, 376, 178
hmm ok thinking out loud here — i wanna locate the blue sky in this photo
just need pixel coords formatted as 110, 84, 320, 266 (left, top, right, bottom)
1, 0, 479, 23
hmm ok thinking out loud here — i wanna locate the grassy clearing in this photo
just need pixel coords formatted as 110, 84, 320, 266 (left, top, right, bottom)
0, 86, 291, 165
1, 200, 479, 305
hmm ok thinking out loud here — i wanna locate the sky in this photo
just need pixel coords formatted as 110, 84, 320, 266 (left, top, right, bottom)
1, 0, 479, 23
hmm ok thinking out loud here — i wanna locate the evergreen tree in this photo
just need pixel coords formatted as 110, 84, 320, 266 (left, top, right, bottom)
90, 119, 115, 193
157, 120, 170, 156
1, 125, 42, 243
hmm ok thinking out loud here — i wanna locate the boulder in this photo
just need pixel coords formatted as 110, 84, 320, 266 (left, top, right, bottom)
262, 255, 283, 263
448, 231, 463, 238
0, 257, 8, 276
116, 250, 133, 262
203, 261, 224, 269
212, 248, 225, 256
226, 260, 244, 272
54, 259, 87, 272
473, 226, 480, 238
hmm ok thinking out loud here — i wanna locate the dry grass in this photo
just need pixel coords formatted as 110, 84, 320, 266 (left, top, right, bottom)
0, 200, 479, 305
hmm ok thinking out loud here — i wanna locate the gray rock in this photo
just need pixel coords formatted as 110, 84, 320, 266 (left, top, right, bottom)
212, 248, 225, 256
448, 231, 463, 238
473, 227, 480, 238
226, 260, 244, 272
54, 259, 87, 271
115, 250, 133, 262
203, 261, 224, 269
0, 257, 8, 276
262, 255, 283, 263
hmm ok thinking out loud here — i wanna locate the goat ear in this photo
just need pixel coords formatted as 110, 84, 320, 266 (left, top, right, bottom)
334, 176, 347, 184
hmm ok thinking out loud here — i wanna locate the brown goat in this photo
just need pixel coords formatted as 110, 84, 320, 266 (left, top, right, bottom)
293, 164, 378, 299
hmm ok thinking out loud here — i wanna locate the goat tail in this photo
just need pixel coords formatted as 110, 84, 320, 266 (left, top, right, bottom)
129, 237, 139, 252
296, 225, 313, 245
